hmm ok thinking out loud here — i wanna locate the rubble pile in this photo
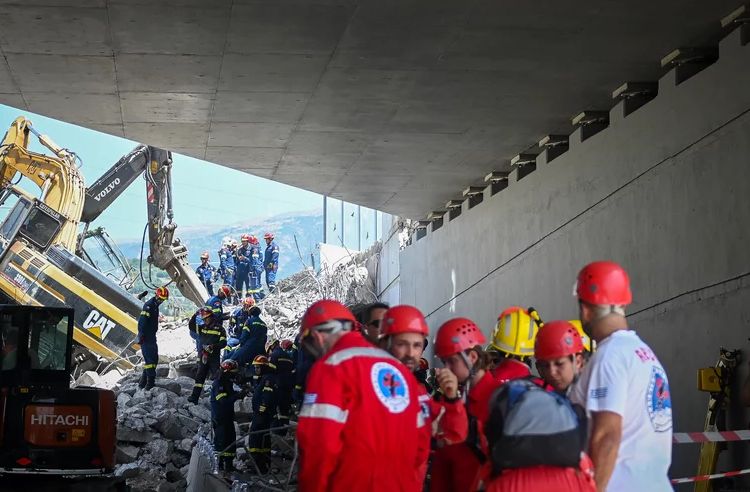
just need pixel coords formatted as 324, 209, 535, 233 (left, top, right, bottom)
109, 366, 204, 492
258, 243, 381, 340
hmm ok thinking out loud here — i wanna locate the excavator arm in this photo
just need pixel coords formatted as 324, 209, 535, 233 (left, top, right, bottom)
0, 117, 85, 250
80, 145, 208, 307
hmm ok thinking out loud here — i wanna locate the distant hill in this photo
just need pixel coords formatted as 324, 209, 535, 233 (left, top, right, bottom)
120, 209, 323, 281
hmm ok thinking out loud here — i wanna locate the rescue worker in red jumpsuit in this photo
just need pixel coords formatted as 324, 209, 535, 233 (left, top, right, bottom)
296, 299, 426, 492
380, 305, 469, 484
429, 317, 503, 492
484, 320, 596, 492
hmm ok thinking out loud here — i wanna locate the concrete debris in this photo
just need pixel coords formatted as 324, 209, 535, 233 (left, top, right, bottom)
105, 243, 382, 491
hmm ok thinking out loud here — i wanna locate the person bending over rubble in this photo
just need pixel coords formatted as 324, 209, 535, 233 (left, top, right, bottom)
188, 308, 228, 404
232, 305, 267, 368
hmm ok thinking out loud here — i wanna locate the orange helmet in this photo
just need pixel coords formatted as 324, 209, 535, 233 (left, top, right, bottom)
155, 286, 169, 300
243, 297, 256, 308
241, 234, 251, 242
300, 300, 356, 336
217, 285, 232, 298
198, 307, 213, 320
252, 355, 269, 366
200, 251, 209, 260
264, 232, 275, 240
433, 318, 486, 359
381, 305, 429, 337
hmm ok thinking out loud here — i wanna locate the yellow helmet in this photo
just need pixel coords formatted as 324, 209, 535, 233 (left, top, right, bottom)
568, 320, 593, 352
489, 306, 538, 358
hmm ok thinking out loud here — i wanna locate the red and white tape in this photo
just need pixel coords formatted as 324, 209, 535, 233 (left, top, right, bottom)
671, 468, 750, 484
672, 429, 750, 444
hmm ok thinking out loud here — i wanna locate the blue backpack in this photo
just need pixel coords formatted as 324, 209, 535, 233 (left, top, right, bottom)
485, 378, 587, 476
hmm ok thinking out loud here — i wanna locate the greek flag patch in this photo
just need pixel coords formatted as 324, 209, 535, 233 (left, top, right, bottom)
590, 387, 608, 399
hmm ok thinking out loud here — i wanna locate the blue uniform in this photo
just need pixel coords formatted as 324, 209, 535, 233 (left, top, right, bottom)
211, 375, 241, 472
234, 314, 267, 367
196, 262, 216, 296
249, 370, 277, 473
188, 316, 227, 403
217, 247, 236, 286
270, 345, 295, 434
235, 244, 252, 297
264, 241, 279, 293
248, 245, 265, 301
137, 296, 161, 384
293, 332, 312, 407
228, 306, 250, 339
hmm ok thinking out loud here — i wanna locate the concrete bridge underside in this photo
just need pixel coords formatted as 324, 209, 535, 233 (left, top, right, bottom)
0, 0, 742, 218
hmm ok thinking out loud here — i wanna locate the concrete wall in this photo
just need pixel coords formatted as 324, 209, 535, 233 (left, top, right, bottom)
377, 213, 401, 306
400, 27, 750, 481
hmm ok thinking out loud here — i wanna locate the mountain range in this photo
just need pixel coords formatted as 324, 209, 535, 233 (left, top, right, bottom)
119, 209, 323, 281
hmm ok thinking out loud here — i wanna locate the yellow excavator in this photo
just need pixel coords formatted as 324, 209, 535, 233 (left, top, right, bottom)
0, 116, 207, 371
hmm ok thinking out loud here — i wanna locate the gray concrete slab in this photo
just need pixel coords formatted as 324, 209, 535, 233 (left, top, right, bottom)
124, 122, 208, 150
207, 122, 294, 148
205, 146, 285, 170
0, 93, 25, 109
121, 92, 213, 123
0, 0, 743, 218
25, 92, 121, 124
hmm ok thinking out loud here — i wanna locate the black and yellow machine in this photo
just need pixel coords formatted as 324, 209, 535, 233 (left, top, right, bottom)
0, 116, 207, 371
0, 305, 116, 479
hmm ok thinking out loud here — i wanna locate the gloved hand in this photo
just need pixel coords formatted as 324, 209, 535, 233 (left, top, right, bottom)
202, 344, 214, 353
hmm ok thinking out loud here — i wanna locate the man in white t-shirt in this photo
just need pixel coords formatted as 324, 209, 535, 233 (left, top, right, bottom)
569, 261, 673, 492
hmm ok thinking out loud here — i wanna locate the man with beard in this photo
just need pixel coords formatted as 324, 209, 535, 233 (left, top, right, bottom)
379, 305, 468, 484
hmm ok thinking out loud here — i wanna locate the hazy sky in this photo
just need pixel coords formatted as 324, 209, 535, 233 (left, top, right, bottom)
0, 104, 322, 241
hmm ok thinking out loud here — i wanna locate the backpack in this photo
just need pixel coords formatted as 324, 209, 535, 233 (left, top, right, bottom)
485, 377, 587, 476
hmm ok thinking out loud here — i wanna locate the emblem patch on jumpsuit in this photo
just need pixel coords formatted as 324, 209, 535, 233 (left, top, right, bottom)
370, 362, 410, 413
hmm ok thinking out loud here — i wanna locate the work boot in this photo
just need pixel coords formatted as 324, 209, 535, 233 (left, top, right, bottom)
187, 387, 202, 404
138, 372, 147, 389
144, 372, 155, 390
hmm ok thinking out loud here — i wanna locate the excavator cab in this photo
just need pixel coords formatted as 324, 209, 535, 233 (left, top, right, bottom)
0, 305, 116, 475
78, 227, 135, 290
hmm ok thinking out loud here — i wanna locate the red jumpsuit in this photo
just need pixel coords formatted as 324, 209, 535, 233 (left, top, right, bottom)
485, 455, 596, 491
430, 371, 502, 492
417, 384, 468, 483
490, 358, 530, 384
297, 331, 427, 492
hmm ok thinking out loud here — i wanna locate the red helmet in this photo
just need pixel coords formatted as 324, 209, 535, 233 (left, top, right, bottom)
252, 355, 269, 366
243, 297, 256, 308
433, 318, 486, 358
155, 286, 169, 300
534, 320, 584, 360
301, 299, 355, 335
198, 307, 213, 319
241, 234, 251, 242
418, 357, 429, 371
249, 235, 259, 245
217, 284, 232, 298
221, 359, 238, 372
280, 339, 293, 350
381, 305, 429, 337
264, 232, 275, 240
576, 261, 632, 306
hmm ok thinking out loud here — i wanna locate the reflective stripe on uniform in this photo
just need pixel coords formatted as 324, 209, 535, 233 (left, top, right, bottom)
278, 358, 293, 363
140, 311, 150, 317
194, 383, 204, 388
417, 410, 426, 428
325, 346, 396, 366
144, 364, 156, 369
202, 329, 222, 336
248, 448, 270, 453
216, 392, 227, 400
299, 403, 349, 424
263, 386, 274, 392
218, 451, 235, 457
